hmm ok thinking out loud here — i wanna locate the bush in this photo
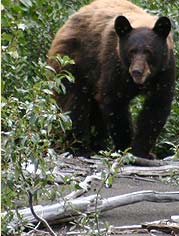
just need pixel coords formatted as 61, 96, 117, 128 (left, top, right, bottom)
1, 0, 89, 234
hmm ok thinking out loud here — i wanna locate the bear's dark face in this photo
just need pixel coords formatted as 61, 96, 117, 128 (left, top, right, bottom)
115, 16, 171, 84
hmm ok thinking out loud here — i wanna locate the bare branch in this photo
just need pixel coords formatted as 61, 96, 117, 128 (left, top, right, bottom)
4, 191, 179, 226
28, 191, 57, 236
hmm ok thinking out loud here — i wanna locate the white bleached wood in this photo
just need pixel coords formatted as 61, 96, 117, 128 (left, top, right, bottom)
3, 191, 179, 226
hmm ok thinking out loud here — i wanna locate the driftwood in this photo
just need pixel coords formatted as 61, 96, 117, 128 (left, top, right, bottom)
54, 164, 179, 185
118, 164, 179, 177
142, 218, 179, 235
21, 221, 179, 236
128, 156, 163, 166
23, 153, 179, 184
4, 191, 179, 226
52, 153, 179, 184
20, 219, 179, 235
4, 153, 179, 235
62, 218, 179, 235
65, 225, 148, 235
54, 158, 179, 203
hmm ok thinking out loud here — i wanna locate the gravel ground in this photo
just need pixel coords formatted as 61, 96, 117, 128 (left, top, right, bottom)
99, 177, 179, 226
52, 177, 178, 235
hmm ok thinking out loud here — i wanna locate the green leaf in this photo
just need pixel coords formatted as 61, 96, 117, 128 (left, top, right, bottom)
20, 0, 32, 8
106, 175, 113, 188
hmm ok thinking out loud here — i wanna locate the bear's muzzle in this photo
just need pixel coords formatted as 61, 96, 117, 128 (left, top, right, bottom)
129, 56, 151, 84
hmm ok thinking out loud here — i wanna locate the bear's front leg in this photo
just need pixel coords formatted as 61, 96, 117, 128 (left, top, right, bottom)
132, 88, 174, 159
101, 99, 133, 152
56, 81, 92, 156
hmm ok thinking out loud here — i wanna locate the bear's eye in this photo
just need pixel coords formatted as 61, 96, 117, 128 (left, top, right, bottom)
128, 49, 137, 56
144, 49, 152, 57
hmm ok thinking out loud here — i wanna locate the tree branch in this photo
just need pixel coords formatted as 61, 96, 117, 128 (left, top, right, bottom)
4, 191, 179, 226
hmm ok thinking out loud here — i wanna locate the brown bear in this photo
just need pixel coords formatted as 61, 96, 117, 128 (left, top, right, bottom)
48, 0, 176, 159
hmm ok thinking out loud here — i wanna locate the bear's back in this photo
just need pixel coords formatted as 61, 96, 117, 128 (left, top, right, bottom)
48, 0, 173, 73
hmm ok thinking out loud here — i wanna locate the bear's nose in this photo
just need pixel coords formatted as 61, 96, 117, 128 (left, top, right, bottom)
131, 69, 143, 79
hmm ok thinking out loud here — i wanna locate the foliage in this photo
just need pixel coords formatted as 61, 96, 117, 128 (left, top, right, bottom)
1, 0, 88, 234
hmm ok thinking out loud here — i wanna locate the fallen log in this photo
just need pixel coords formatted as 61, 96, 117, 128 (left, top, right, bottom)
89, 190, 179, 213
142, 219, 179, 235
119, 164, 179, 177
65, 224, 148, 235
53, 164, 179, 185
59, 218, 179, 235
3, 191, 179, 226
23, 153, 179, 184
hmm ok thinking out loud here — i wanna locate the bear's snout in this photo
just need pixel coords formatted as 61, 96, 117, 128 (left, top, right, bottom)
131, 69, 143, 80
129, 58, 151, 84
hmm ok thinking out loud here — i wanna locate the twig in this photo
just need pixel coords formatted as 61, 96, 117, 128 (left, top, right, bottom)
27, 225, 50, 235
28, 191, 57, 236
118, 174, 157, 182
19, 158, 57, 236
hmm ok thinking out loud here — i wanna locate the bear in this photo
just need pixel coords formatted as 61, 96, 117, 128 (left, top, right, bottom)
48, 0, 176, 159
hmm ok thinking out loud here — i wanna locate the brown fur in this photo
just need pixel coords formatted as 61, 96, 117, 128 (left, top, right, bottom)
48, 0, 175, 157
48, 0, 173, 62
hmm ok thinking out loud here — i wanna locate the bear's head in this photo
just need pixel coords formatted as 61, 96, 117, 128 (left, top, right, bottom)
115, 16, 171, 84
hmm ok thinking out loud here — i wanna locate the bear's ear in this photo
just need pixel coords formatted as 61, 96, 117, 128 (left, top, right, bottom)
153, 16, 171, 39
115, 16, 133, 37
